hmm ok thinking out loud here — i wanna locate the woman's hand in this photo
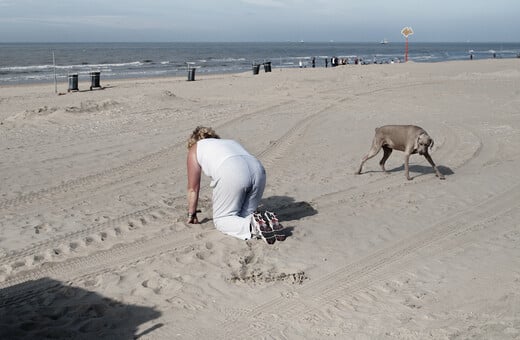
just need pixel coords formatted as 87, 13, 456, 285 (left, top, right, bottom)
187, 211, 200, 224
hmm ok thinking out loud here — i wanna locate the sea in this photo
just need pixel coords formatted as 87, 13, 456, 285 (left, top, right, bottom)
1, 42, 520, 85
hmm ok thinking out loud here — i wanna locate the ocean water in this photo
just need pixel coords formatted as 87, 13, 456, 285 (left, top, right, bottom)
1, 42, 519, 85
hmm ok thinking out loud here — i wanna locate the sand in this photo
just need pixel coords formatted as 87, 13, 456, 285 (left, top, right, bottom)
1, 59, 519, 339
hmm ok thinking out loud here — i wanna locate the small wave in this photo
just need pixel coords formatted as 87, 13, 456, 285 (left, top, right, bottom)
0, 64, 55, 72
211, 57, 247, 62
0, 61, 144, 73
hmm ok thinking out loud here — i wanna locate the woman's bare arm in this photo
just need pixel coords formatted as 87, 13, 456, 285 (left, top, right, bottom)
187, 144, 201, 223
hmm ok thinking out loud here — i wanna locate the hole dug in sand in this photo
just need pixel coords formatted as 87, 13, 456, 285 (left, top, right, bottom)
229, 269, 308, 285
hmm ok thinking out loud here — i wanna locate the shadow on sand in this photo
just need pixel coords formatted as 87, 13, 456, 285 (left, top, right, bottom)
0, 277, 162, 339
260, 195, 318, 221
362, 164, 453, 179
259, 195, 318, 240
387, 164, 454, 178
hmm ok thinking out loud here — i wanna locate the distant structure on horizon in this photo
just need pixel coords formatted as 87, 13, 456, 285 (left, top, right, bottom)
380, 38, 389, 44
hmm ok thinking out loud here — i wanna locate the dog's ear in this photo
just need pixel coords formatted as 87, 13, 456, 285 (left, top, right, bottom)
414, 136, 420, 151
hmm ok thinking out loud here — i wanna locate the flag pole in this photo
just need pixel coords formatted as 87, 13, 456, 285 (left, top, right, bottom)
405, 37, 409, 62
401, 26, 413, 63
52, 51, 57, 94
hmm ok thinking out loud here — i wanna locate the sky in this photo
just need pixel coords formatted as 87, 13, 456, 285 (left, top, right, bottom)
0, 0, 519, 43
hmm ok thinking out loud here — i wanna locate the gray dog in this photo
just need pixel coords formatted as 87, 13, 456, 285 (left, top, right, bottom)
357, 125, 445, 180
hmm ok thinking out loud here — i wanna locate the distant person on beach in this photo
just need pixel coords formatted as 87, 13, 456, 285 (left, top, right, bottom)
186, 126, 283, 244
325, 58, 328, 67
311, 57, 316, 68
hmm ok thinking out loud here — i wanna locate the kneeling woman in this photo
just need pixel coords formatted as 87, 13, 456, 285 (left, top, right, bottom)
186, 126, 277, 243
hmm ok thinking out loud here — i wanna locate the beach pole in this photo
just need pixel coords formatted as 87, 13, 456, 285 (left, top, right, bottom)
52, 51, 57, 93
405, 37, 409, 62
401, 26, 413, 62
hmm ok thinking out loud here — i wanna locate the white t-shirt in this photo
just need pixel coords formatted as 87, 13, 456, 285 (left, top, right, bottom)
196, 138, 252, 180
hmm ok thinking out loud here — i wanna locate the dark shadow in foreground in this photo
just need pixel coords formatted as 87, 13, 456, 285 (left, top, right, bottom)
0, 277, 162, 340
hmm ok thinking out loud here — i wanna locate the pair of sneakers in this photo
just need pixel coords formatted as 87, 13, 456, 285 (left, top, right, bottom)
251, 211, 286, 244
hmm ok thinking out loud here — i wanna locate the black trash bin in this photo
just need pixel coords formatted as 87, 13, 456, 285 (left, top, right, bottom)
68, 73, 78, 92
263, 61, 272, 72
252, 64, 260, 75
187, 67, 196, 81
90, 71, 101, 90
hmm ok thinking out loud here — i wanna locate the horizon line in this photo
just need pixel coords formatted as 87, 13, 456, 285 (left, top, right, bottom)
1, 40, 520, 44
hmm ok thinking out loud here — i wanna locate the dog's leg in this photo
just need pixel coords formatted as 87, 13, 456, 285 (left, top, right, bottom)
423, 153, 445, 180
357, 142, 382, 174
379, 145, 392, 173
404, 153, 412, 180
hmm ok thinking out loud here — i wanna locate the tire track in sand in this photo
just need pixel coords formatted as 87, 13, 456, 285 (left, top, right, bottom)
211, 182, 520, 339
2, 82, 489, 338
0, 82, 456, 291
0, 99, 300, 277
131, 180, 520, 339
256, 102, 338, 168
0, 101, 295, 212
0, 99, 320, 289
0, 205, 178, 277
313, 121, 482, 210
0, 96, 334, 340
0, 227, 208, 306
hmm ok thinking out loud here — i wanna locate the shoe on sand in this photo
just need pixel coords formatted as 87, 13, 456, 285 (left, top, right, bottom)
264, 211, 286, 241
251, 212, 275, 244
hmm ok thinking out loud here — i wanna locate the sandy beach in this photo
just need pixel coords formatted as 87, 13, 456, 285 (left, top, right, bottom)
1, 59, 519, 339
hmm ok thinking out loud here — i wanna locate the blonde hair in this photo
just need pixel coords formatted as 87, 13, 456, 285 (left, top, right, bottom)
187, 126, 220, 148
